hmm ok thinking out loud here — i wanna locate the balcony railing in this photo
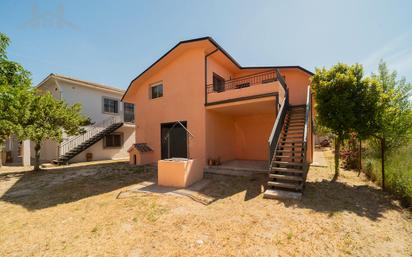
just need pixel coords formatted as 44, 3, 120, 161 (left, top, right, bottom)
207, 70, 277, 94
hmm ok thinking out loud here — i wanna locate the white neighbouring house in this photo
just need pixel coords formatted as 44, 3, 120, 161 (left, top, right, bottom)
3, 74, 135, 165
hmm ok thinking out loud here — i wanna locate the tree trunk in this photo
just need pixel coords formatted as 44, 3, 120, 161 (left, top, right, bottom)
381, 138, 385, 190
34, 142, 41, 171
358, 139, 362, 176
332, 136, 341, 181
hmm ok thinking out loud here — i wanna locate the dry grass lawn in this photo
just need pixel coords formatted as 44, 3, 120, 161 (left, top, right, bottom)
0, 150, 411, 257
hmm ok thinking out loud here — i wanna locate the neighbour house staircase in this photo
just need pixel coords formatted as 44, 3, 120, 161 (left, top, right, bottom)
264, 70, 311, 200
53, 116, 123, 165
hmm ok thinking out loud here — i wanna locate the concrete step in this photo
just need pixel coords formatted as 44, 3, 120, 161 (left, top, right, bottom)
279, 140, 304, 144
276, 150, 303, 154
271, 167, 304, 173
263, 189, 302, 200
204, 166, 267, 177
269, 173, 303, 181
272, 161, 304, 166
275, 155, 304, 159
277, 145, 304, 149
281, 135, 303, 139
268, 181, 303, 190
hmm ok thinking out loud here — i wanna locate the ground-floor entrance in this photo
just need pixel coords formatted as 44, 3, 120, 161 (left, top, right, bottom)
160, 121, 188, 159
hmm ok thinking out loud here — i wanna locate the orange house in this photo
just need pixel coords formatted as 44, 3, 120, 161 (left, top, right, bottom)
122, 37, 314, 199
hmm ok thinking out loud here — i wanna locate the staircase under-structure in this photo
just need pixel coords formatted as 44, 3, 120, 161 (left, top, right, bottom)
54, 116, 123, 164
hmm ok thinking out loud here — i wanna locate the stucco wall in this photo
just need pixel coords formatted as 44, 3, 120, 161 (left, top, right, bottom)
280, 69, 311, 106
205, 110, 236, 162
70, 126, 134, 163
30, 139, 59, 162
129, 48, 207, 165
233, 113, 276, 160
59, 81, 124, 123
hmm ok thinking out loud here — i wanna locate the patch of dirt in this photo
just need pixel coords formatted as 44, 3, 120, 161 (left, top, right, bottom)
0, 155, 411, 257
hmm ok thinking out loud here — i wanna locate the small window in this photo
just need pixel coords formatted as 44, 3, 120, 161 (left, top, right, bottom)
103, 98, 119, 114
150, 84, 163, 99
104, 133, 123, 148
213, 73, 225, 92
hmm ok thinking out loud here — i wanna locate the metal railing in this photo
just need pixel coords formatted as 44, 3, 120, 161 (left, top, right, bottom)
302, 85, 312, 180
58, 116, 122, 156
206, 70, 277, 94
268, 69, 289, 168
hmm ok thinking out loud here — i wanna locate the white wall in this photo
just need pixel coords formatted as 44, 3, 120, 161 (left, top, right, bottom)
58, 80, 124, 123
70, 125, 134, 162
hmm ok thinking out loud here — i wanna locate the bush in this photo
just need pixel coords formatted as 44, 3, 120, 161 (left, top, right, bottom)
363, 139, 412, 207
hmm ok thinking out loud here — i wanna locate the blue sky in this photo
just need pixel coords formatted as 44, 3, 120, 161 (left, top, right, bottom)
1, 0, 411, 89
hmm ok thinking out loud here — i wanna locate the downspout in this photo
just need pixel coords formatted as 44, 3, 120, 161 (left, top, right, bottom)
204, 49, 218, 105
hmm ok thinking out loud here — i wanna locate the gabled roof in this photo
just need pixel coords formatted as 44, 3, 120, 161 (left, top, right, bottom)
37, 73, 125, 95
121, 37, 313, 101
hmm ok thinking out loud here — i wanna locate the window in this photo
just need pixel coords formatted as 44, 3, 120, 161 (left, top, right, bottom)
104, 133, 123, 148
150, 84, 163, 99
103, 98, 119, 114
123, 102, 135, 123
213, 73, 225, 92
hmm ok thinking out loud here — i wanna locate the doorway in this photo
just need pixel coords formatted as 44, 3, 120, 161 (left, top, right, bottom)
161, 121, 188, 159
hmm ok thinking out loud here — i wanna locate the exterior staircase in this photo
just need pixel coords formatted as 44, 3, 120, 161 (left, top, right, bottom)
264, 106, 308, 200
54, 116, 123, 164
264, 71, 312, 200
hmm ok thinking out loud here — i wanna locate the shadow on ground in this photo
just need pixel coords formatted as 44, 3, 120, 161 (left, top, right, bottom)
284, 179, 403, 220
200, 174, 267, 202
0, 162, 151, 211
1, 161, 404, 220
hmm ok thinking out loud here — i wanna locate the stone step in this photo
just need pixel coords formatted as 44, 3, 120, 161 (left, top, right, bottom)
263, 189, 302, 200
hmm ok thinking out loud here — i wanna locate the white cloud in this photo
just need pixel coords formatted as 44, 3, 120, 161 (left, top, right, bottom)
361, 33, 412, 80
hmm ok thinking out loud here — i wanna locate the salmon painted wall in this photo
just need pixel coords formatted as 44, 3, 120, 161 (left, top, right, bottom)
233, 113, 276, 160
280, 68, 311, 106
127, 48, 206, 165
205, 110, 236, 162
205, 109, 276, 162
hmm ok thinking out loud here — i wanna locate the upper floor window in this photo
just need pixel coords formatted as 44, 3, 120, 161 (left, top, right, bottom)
213, 73, 225, 92
103, 97, 119, 114
150, 83, 163, 99
123, 102, 135, 123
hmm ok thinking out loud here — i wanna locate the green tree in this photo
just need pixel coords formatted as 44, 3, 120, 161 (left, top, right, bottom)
24, 92, 90, 171
371, 61, 412, 190
0, 33, 33, 166
312, 63, 376, 180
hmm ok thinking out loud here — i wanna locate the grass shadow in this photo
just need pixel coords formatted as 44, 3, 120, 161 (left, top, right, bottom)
286, 179, 404, 220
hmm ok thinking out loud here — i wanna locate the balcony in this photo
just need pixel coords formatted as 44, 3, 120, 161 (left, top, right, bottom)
206, 70, 281, 105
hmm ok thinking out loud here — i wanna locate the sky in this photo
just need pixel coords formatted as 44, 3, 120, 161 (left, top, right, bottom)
0, 0, 411, 89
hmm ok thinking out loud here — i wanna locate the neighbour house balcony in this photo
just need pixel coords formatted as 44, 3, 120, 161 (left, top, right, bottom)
206, 70, 281, 105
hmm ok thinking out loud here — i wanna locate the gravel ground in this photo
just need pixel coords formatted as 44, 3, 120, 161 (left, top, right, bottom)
0, 150, 411, 257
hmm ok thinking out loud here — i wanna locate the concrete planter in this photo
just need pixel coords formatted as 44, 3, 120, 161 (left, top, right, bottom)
157, 158, 203, 188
